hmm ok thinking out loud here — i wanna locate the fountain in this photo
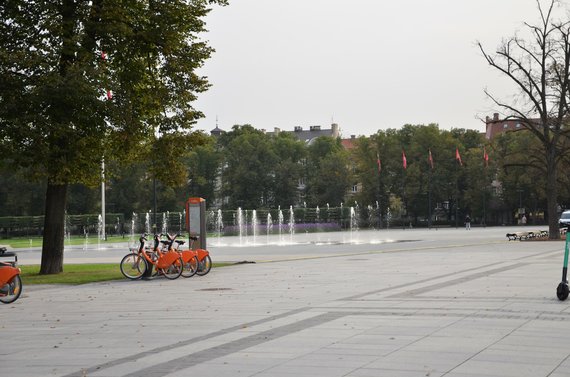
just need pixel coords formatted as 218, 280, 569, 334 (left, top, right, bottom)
349, 206, 359, 242
97, 214, 103, 249
83, 228, 89, 250
145, 212, 151, 235
162, 212, 168, 235
130, 212, 138, 246
366, 205, 373, 229
237, 207, 244, 244
278, 206, 284, 242
216, 209, 224, 244
266, 213, 273, 241
202, 204, 398, 248
288, 205, 295, 242
252, 209, 258, 245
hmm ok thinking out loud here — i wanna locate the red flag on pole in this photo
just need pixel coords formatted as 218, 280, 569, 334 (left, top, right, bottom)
428, 149, 434, 170
106, 90, 113, 100
376, 152, 382, 173
402, 150, 407, 170
484, 146, 489, 167
455, 147, 462, 166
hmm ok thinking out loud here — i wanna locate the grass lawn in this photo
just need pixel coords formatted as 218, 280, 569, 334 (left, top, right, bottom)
20, 264, 124, 285
19, 262, 230, 285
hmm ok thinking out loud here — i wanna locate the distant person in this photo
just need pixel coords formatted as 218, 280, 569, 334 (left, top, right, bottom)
465, 214, 471, 230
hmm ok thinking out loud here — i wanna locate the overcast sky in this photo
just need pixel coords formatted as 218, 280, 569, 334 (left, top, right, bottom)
194, 0, 565, 137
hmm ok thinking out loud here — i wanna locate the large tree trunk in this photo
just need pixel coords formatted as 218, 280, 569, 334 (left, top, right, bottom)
40, 183, 68, 274
546, 150, 560, 240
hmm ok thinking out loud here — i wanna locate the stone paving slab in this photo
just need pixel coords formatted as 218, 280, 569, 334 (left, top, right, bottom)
2, 229, 570, 376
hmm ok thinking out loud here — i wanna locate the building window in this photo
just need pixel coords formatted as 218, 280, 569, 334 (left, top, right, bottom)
352, 184, 358, 193
516, 123, 521, 128
503, 124, 508, 129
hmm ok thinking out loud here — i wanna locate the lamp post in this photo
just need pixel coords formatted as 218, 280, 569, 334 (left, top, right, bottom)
101, 158, 106, 241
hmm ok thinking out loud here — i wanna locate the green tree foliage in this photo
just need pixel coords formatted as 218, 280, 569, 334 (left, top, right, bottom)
187, 135, 223, 203
219, 125, 277, 209
0, 0, 227, 273
305, 137, 351, 207
492, 130, 558, 224
0, 166, 47, 217
351, 125, 491, 226
271, 133, 307, 208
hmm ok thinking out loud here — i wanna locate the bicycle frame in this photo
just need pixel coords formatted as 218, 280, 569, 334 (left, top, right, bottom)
151, 235, 182, 269
0, 263, 20, 288
163, 234, 197, 265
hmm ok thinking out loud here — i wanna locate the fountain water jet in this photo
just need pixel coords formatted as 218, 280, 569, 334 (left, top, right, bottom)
288, 205, 295, 242
252, 210, 258, 245
216, 209, 224, 245
145, 212, 151, 235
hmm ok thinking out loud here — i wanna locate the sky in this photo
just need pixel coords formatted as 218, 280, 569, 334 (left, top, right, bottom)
193, 0, 564, 138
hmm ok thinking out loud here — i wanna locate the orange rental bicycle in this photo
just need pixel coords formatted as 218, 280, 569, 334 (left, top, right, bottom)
163, 233, 198, 278
120, 234, 183, 280
184, 236, 212, 276
0, 247, 22, 304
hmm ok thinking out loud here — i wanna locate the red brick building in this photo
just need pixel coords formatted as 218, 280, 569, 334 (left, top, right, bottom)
485, 113, 526, 139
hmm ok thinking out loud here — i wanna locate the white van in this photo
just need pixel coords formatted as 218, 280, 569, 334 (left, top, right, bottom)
559, 210, 570, 227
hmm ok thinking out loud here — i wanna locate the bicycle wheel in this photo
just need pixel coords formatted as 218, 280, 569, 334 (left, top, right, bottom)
181, 255, 199, 278
120, 253, 147, 280
161, 256, 183, 280
0, 274, 22, 304
196, 255, 212, 276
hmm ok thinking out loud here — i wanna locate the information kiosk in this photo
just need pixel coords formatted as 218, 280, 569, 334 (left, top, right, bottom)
185, 197, 207, 250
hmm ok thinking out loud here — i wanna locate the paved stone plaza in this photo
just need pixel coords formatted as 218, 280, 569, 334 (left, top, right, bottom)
2, 227, 570, 377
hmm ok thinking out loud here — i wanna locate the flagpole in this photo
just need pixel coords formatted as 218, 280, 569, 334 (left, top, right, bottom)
455, 162, 458, 229
454, 147, 462, 229
483, 181, 486, 227
428, 149, 433, 229
482, 160, 486, 227
376, 153, 383, 229
402, 150, 407, 230
428, 167, 432, 229
378, 171, 382, 229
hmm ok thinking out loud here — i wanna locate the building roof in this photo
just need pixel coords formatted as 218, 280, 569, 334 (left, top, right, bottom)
340, 136, 357, 150
266, 124, 340, 144
485, 113, 527, 139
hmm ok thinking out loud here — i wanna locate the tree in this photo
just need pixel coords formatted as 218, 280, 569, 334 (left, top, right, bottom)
271, 133, 307, 208
493, 130, 550, 224
478, 0, 570, 238
187, 135, 223, 205
0, 0, 227, 273
305, 137, 351, 207
220, 125, 277, 209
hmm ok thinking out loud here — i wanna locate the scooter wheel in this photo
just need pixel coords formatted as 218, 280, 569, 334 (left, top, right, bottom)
557, 282, 569, 301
